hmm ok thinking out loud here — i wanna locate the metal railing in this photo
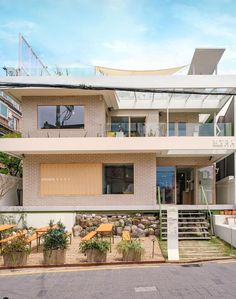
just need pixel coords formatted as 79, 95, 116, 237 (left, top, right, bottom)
200, 185, 214, 235
157, 186, 162, 241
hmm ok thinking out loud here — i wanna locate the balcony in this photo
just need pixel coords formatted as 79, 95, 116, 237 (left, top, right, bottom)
105, 122, 232, 137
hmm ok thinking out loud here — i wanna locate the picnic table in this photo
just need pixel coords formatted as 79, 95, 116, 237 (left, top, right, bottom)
35, 225, 56, 251
0, 224, 15, 240
96, 223, 114, 252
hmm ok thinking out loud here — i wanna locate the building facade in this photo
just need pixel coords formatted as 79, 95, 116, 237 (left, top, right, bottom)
0, 49, 236, 211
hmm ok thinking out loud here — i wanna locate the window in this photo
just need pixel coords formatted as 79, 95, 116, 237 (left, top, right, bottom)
178, 122, 186, 136
9, 116, 18, 131
110, 116, 145, 137
0, 102, 8, 118
38, 105, 84, 129
103, 164, 134, 194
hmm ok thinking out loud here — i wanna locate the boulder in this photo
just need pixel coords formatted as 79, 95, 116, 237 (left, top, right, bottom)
148, 228, 155, 235
144, 228, 149, 236
101, 217, 108, 223
131, 225, 138, 232
119, 219, 125, 227
72, 225, 83, 237
116, 227, 123, 236
123, 226, 131, 232
79, 229, 87, 238
137, 224, 145, 230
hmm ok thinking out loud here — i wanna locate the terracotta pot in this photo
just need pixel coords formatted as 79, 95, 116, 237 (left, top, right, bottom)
86, 249, 107, 263
43, 249, 66, 265
220, 211, 224, 215
122, 249, 142, 262
232, 210, 236, 215
3, 252, 28, 267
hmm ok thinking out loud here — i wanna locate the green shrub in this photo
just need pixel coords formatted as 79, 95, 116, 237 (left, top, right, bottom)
116, 240, 145, 255
42, 221, 68, 251
2, 236, 31, 255
79, 238, 110, 253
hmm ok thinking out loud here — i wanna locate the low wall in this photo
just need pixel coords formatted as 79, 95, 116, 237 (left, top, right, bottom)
216, 176, 235, 205
214, 215, 236, 247
0, 212, 76, 230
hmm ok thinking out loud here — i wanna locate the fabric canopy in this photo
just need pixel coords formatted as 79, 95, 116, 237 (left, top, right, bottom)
95, 65, 186, 76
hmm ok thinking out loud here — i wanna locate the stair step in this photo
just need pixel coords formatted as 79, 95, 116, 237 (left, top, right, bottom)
162, 237, 211, 240
162, 227, 208, 230
162, 231, 209, 235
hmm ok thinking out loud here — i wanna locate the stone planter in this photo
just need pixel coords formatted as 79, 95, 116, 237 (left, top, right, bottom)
3, 252, 28, 267
122, 249, 142, 262
86, 249, 107, 263
43, 249, 66, 265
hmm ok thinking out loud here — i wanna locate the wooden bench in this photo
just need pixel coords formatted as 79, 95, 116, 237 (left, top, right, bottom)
122, 231, 131, 241
81, 231, 97, 241
0, 230, 26, 250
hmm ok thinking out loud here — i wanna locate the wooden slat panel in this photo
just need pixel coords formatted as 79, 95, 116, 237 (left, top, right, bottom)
40, 163, 102, 196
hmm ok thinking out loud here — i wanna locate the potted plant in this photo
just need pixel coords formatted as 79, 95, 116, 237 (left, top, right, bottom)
43, 221, 68, 265
117, 239, 144, 262
79, 238, 110, 262
2, 236, 31, 267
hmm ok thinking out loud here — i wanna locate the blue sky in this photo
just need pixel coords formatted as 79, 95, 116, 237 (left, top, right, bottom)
0, 0, 236, 75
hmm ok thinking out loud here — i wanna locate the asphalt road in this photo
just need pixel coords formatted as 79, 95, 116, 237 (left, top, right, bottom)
0, 261, 236, 299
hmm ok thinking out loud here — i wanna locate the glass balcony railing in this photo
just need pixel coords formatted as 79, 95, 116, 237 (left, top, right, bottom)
105, 122, 232, 137
21, 122, 232, 138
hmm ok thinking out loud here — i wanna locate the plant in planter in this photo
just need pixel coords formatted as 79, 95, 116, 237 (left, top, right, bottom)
117, 239, 145, 262
2, 236, 31, 267
79, 238, 110, 262
42, 221, 68, 265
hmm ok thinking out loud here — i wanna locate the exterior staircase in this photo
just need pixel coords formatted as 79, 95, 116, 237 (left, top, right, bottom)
161, 210, 211, 240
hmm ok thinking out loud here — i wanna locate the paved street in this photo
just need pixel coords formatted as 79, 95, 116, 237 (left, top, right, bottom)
0, 261, 236, 299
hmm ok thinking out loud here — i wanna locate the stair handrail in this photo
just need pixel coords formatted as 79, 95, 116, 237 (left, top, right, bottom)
157, 186, 162, 241
200, 185, 214, 235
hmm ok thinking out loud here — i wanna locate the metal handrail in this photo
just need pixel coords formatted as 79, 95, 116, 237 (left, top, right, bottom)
200, 185, 214, 235
157, 186, 162, 241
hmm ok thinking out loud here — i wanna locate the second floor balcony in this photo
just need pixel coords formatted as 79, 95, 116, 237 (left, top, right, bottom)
105, 122, 232, 137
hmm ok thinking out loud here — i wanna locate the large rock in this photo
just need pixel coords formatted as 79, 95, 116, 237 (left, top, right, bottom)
131, 225, 138, 232
137, 224, 145, 230
101, 217, 108, 223
72, 225, 83, 237
148, 228, 155, 235
123, 226, 131, 232
119, 219, 125, 227
79, 229, 87, 238
116, 227, 123, 236
144, 228, 150, 236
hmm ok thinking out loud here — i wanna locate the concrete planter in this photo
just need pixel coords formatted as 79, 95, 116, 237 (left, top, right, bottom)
86, 249, 107, 263
43, 249, 66, 265
3, 252, 28, 267
122, 249, 142, 262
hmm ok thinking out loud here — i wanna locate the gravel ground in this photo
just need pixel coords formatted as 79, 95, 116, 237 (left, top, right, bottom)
0, 236, 165, 266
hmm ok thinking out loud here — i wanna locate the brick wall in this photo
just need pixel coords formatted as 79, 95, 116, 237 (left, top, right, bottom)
22, 95, 106, 137
23, 153, 156, 207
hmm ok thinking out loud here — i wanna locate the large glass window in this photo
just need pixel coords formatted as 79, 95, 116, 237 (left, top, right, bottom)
103, 164, 134, 194
38, 105, 84, 129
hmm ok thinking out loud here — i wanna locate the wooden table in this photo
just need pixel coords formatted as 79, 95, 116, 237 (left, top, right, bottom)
0, 224, 15, 240
96, 224, 114, 252
35, 225, 56, 251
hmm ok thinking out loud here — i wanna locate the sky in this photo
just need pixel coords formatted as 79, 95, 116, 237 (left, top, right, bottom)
0, 0, 236, 75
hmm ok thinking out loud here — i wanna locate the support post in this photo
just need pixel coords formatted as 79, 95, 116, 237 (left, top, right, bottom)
166, 107, 169, 136
214, 112, 217, 136
234, 96, 236, 204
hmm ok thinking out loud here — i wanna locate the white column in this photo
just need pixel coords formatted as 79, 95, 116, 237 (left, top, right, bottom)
234, 96, 236, 204
214, 113, 217, 136
166, 108, 169, 136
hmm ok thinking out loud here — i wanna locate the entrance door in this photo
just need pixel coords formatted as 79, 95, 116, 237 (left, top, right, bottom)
176, 168, 194, 204
198, 166, 214, 204
156, 167, 175, 204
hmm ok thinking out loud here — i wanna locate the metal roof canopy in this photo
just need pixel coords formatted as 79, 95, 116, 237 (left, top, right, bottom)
115, 89, 232, 110
188, 48, 225, 75
0, 74, 235, 110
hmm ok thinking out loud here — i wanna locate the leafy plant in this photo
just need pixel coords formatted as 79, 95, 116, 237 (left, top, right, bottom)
0, 152, 22, 177
79, 238, 110, 253
116, 239, 145, 255
2, 236, 31, 255
43, 221, 68, 251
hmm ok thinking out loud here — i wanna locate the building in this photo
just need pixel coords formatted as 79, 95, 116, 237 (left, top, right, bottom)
0, 48, 235, 211
0, 90, 22, 136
